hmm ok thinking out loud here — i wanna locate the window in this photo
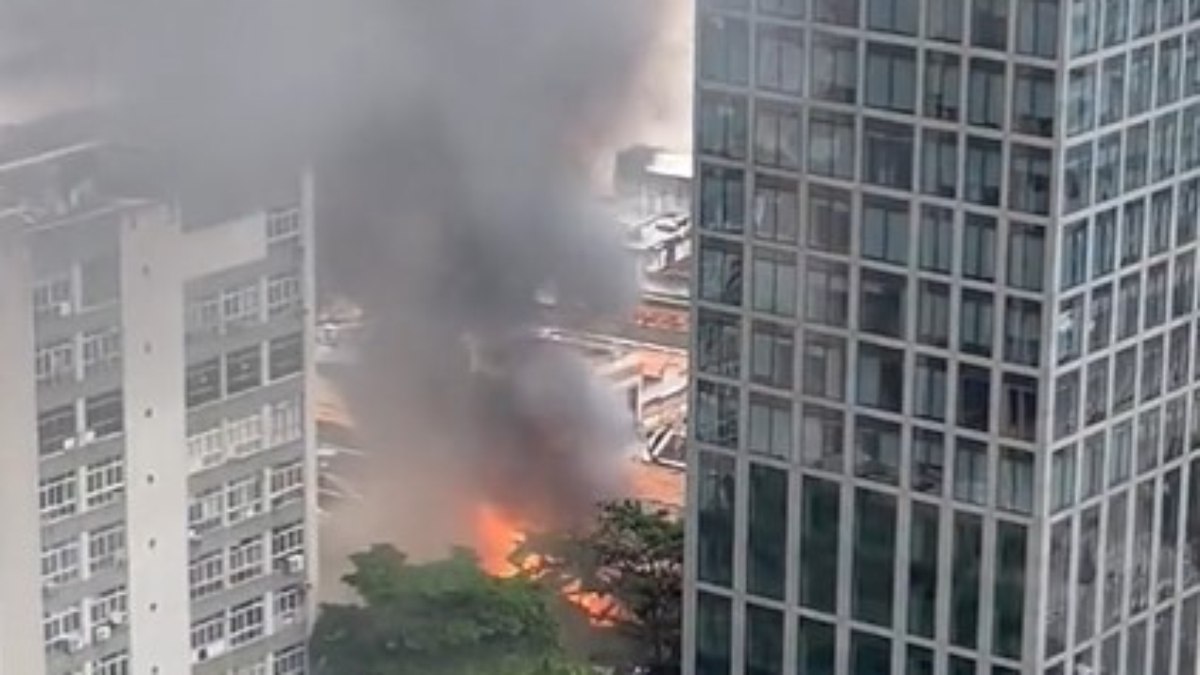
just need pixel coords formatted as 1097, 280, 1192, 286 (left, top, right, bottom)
1051, 446, 1077, 511
972, 0, 1009, 49
33, 274, 73, 318
40, 472, 77, 523
917, 281, 951, 348
867, 0, 917, 32
909, 503, 939, 638
859, 269, 906, 338
1126, 122, 1150, 190
863, 119, 914, 190
913, 356, 948, 421
85, 390, 123, 439
1064, 143, 1093, 214
272, 522, 305, 569
997, 447, 1033, 513
85, 458, 124, 510
191, 612, 225, 657
968, 58, 1005, 129
89, 524, 125, 574
186, 358, 221, 408
42, 538, 80, 587
93, 651, 130, 675
756, 25, 802, 95
698, 237, 743, 307
1180, 178, 1199, 245
1154, 113, 1179, 182
951, 514, 984, 648
1055, 370, 1081, 440
270, 460, 305, 508
1131, 46, 1154, 115
1016, 0, 1060, 57
1190, 32, 1200, 97
1013, 65, 1055, 137
699, 166, 745, 234
958, 366, 992, 432
226, 411, 264, 458
808, 110, 856, 179
865, 43, 917, 112
1100, 55, 1126, 126
962, 213, 996, 280
229, 537, 265, 586
911, 428, 945, 494
35, 339, 75, 385
807, 184, 851, 253
698, 92, 748, 160
188, 424, 225, 473
754, 103, 802, 169
924, 51, 961, 121
752, 175, 799, 243
1087, 358, 1110, 424
1096, 132, 1121, 202
1146, 263, 1169, 330
803, 333, 846, 401
964, 137, 1002, 206
696, 591, 732, 675
749, 246, 795, 315
697, 309, 741, 377
852, 489, 897, 626
919, 206, 953, 273
44, 606, 83, 650
747, 464, 787, 599
1114, 347, 1137, 413
81, 326, 121, 376
222, 282, 261, 329
801, 405, 844, 471
189, 487, 224, 534
993, 522, 1028, 660
1009, 144, 1051, 215
90, 586, 128, 626
1001, 374, 1039, 442
266, 207, 302, 243
38, 405, 76, 456
1143, 335, 1165, 401
699, 16, 749, 86
805, 259, 849, 327
226, 474, 264, 525
270, 396, 304, 447
79, 254, 119, 309
748, 393, 792, 460
1007, 222, 1044, 291
1061, 220, 1088, 290
274, 585, 305, 625
954, 439, 989, 504
800, 477, 840, 612
266, 273, 302, 318
1059, 297, 1083, 363
187, 294, 221, 338
228, 598, 265, 647
927, 0, 964, 41
811, 34, 858, 104
960, 289, 994, 357
855, 416, 901, 484
700, 449, 734, 586
269, 333, 304, 380
749, 320, 793, 389
1161, 37, 1184, 106
857, 343, 904, 413
696, 380, 739, 448
1186, 104, 1200, 171
1068, 65, 1096, 135
851, 631, 891, 675
1094, 209, 1118, 279
921, 129, 958, 198
1004, 298, 1042, 367
273, 644, 307, 675
814, 0, 859, 25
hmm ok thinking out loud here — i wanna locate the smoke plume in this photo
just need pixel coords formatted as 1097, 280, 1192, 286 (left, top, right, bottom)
4, 0, 664, 558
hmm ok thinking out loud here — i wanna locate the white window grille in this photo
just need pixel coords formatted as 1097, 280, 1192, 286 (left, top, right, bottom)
33, 275, 73, 318
271, 522, 304, 569
186, 295, 222, 337
89, 585, 127, 626
35, 339, 76, 384
39, 472, 78, 523
82, 327, 121, 376
266, 207, 302, 243
269, 396, 303, 446
84, 458, 125, 510
41, 538, 81, 587
92, 650, 130, 675
226, 474, 264, 524
228, 598, 265, 647
228, 537, 265, 586
43, 605, 82, 650
89, 524, 126, 574
274, 585, 304, 625
222, 283, 261, 329
188, 425, 226, 473
267, 273, 302, 317
273, 643, 307, 675
227, 412, 265, 458
270, 460, 304, 509
189, 552, 225, 599
188, 487, 224, 534
190, 612, 226, 657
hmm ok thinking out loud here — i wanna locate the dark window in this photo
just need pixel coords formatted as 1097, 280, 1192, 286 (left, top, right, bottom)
747, 464, 787, 600
1007, 222, 1045, 291
968, 58, 1006, 129
868, 0, 918, 33
38, 405, 77, 456
965, 137, 1002, 206
800, 477, 840, 613
859, 269, 907, 338
811, 33, 859, 103
186, 358, 221, 408
917, 281, 951, 348
85, 390, 124, 438
225, 345, 263, 396
911, 428, 945, 495
927, 0, 965, 41
994, 522, 1028, 659
857, 342, 905, 413
744, 605, 783, 675
962, 213, 997, 280
750, 320, 794, 389
855, 415, 901, 484
853, 489, 896, 627
1016, 0, 1059, 57
1004, 297, 1042, 367
698, 91, 748, 160
753, 174, 799, 244
814, 0, 860, 25
696, 380, 739, 448
865, 43, 917, 112
808, 184, 851, 253
798, 619, 836, 675
924, 52, 962, 120
851, 631, 892, 675
805, 258, 849, 327
863, 119, 914, 190
908, 502, 940, 638
998, 447, 1034, 514
921, 129, 958, 198
268, 334, 303, 380
913, 355, 948, 421
699, 165, 745, 234
808, 110, 856, 179
698, 237, 744, 307
951, 512, 984, 648
960, 289, 995, 357
699, 16, 749, 86
958, 365, 992, 432
697, 452, 735, 586
1001, 373, 1038, 442
1009, 144, 1052, 215
695, 592, 732, 675
754, 103, 803, 169
971, 0, 1010, 49
697, 309, 741, 378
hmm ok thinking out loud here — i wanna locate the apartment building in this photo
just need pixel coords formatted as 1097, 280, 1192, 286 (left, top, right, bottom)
0, 107, 317, 675
687, 0, 1200, 673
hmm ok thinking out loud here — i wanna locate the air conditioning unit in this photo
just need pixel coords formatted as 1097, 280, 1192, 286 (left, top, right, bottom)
279, 610, 298, 625
56, 302, 72, 317
62, 437, 77, 452
80, 430, 96, 444
188, 528, 201, 544
108, 610, 126, 626
93, 625, 111, 642
286, 554, 305, 574
61, 632, 84, 653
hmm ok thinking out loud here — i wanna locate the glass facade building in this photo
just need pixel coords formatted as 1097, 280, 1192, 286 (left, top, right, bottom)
686, 0, 1200, 673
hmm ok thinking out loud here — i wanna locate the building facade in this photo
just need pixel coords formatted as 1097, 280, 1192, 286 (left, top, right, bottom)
686, 0, 1200, 673
0, 112, 317, 675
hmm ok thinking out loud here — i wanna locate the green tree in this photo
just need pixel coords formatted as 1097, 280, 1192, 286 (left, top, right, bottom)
518, 500, 683, 673
310, 544, 589, 675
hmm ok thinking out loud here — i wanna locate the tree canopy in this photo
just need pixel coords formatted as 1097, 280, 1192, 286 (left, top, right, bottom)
310, 544, 589, 675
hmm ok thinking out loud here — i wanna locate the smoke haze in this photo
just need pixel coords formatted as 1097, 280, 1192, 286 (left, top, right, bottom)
4, 0, 674, 565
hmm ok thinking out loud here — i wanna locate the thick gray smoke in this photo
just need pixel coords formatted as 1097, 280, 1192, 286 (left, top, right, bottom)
5, 0, 660, 550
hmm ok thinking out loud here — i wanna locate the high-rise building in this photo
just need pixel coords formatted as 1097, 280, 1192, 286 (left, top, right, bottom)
686, 1, 1200, 673
0, 103, 317, 673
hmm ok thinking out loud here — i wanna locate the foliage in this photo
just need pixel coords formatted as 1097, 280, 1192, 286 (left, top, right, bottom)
517, 500, 684, 672
310, 544, 590, 675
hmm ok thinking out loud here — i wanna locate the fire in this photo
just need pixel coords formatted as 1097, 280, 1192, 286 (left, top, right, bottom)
471, 503, 619, 625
